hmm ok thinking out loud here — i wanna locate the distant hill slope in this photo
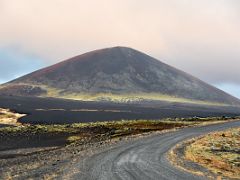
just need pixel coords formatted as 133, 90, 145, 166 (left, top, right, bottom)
1, 46, 240, 105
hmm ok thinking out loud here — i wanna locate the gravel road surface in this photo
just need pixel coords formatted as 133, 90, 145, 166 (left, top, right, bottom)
67, 120, 240, 180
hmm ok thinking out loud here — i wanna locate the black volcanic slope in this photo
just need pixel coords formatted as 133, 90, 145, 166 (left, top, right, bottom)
0, 96, 240, 124
1, 46, 240, 105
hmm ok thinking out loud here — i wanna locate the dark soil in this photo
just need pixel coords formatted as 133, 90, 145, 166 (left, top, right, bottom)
0, 96, 239, 124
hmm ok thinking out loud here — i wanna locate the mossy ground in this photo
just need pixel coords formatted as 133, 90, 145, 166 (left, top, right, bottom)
185, 127, 240, 179
2, 83, 229, 106
0, 116, 236, 144
0, 120, 186, 144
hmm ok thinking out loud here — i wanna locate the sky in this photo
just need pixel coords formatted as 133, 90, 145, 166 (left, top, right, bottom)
0, 0, 240, 98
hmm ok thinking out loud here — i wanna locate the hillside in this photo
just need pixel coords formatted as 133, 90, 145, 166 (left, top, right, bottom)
1, 47, 240, 105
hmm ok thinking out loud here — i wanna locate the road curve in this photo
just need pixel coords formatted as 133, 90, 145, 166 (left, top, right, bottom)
67, 121, 240, 180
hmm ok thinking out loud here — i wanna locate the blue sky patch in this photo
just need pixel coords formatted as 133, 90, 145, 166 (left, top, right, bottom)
0, 47, 46, 83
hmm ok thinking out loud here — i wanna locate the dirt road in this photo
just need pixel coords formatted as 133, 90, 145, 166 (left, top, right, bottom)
66, 120, 240, 180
